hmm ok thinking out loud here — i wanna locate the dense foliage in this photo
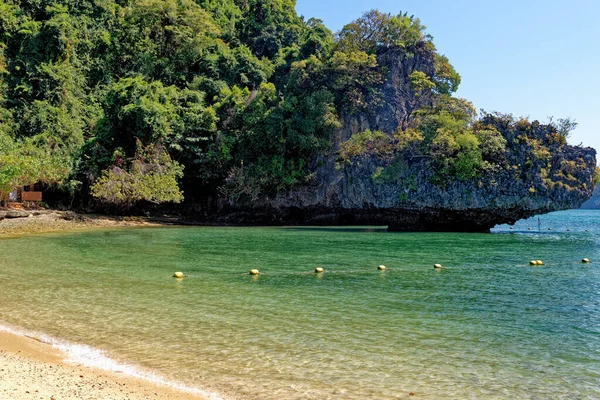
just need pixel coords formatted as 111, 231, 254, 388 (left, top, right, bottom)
0, 1, 582, 208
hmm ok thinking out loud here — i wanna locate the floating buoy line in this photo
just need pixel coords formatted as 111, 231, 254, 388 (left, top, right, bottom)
523, 259, 592, 267
506, 227, 593, 233
173, 258, 592, 280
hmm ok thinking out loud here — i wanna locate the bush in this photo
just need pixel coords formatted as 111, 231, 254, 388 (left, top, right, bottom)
338, 130, 393, 162
91, 143, 184, 208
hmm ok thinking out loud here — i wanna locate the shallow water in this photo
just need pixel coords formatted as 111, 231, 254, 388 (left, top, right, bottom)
0, 210, 599, 399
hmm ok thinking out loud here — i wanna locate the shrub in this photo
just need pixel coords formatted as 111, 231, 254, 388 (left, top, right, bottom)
91, 143, 184, 208
338, 130, 393, 162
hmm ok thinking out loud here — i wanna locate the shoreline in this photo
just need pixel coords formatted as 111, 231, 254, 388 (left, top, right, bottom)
0, 212, 223, 399
0, 327, 211, 400
0, 210, 170, 239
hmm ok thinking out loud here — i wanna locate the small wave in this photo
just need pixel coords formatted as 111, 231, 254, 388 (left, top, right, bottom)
0, 322, 225, 400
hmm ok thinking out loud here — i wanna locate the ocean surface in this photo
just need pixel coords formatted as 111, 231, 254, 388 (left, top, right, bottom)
0, 209, 599, 399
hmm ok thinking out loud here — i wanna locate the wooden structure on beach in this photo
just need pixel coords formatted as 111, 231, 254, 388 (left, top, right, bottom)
10, 184, 43, 205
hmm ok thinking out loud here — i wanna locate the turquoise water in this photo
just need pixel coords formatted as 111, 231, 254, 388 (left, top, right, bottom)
0, 209, 599, 399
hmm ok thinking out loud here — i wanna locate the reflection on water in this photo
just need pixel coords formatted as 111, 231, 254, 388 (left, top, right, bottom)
0, 210, 599, 399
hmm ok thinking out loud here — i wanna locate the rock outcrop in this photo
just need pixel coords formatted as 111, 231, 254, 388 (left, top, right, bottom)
216, 45, 597, 232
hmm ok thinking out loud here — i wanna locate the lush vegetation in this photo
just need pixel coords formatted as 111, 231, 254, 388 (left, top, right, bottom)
0, 1, 584, 208
339, 97, 583, 191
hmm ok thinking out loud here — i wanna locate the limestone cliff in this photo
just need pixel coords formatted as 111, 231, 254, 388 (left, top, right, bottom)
218, 45, 597, 231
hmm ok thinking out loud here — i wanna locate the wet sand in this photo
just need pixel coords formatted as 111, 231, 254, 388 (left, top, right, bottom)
0, 210, 165, 238
0, 331, 206, 399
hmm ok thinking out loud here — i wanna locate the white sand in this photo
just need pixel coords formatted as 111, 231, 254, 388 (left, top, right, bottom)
0, 331, 206, 400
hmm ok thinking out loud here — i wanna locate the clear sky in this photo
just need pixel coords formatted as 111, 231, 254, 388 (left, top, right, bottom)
295, 0, 600, 153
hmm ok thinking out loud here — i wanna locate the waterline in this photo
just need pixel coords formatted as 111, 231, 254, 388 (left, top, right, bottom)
0, 322, 224, 400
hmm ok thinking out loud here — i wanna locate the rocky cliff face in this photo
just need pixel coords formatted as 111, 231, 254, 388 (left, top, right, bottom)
219, 45, 597, 231
334, 44, 435, 143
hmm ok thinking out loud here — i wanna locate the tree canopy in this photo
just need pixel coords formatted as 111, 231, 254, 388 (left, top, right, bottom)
0, 1, 573, 208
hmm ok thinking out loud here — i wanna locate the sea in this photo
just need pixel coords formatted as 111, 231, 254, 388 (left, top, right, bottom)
0, 209, 598, 399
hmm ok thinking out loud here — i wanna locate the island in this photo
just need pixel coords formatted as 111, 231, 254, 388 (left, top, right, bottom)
581, 184, 600, 209
0, 3, 596, 231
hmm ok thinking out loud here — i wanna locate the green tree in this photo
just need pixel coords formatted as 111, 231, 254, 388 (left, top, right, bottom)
91, 142, 184, 208
98, 77, 178, 155
328, 51, 383, 113
409, 70, 435, 94
235, 0, 304, 58
433, 54, 461, 95
336, 10, 430, 54
118, 0, 219, 84
0, 132, 73, 202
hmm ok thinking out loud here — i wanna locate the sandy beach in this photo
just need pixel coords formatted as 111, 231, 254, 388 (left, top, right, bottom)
0, 331, 206, 400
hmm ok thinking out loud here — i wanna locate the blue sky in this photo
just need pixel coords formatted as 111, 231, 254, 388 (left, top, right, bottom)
295, 0, 600, 153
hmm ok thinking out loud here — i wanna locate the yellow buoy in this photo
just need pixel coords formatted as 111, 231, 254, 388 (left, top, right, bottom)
249, 269, 260, 275
582, 258, 590, 263
377, 265, 386, 271
529, 260, 537, 265
433, 264, 443, 269
173, 271, 184, 278
536, 260, 544, 265
315, 267, 324, 273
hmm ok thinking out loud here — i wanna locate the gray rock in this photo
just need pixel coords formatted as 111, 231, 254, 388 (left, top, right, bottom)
4, 211, 30, 219
61, 211, 78, 220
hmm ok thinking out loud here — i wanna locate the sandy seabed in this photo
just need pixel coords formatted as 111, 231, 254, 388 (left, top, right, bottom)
0, 210, 208, 399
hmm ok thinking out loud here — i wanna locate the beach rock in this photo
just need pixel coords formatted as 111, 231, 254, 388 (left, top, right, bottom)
61, 211, 77, 221
4, 211, 30, 219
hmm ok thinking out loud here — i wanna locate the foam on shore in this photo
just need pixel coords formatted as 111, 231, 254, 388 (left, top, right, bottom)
0, 322, 225, 400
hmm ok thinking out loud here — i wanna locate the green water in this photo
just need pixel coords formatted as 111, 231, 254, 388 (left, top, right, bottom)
1, 210, 599, 399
